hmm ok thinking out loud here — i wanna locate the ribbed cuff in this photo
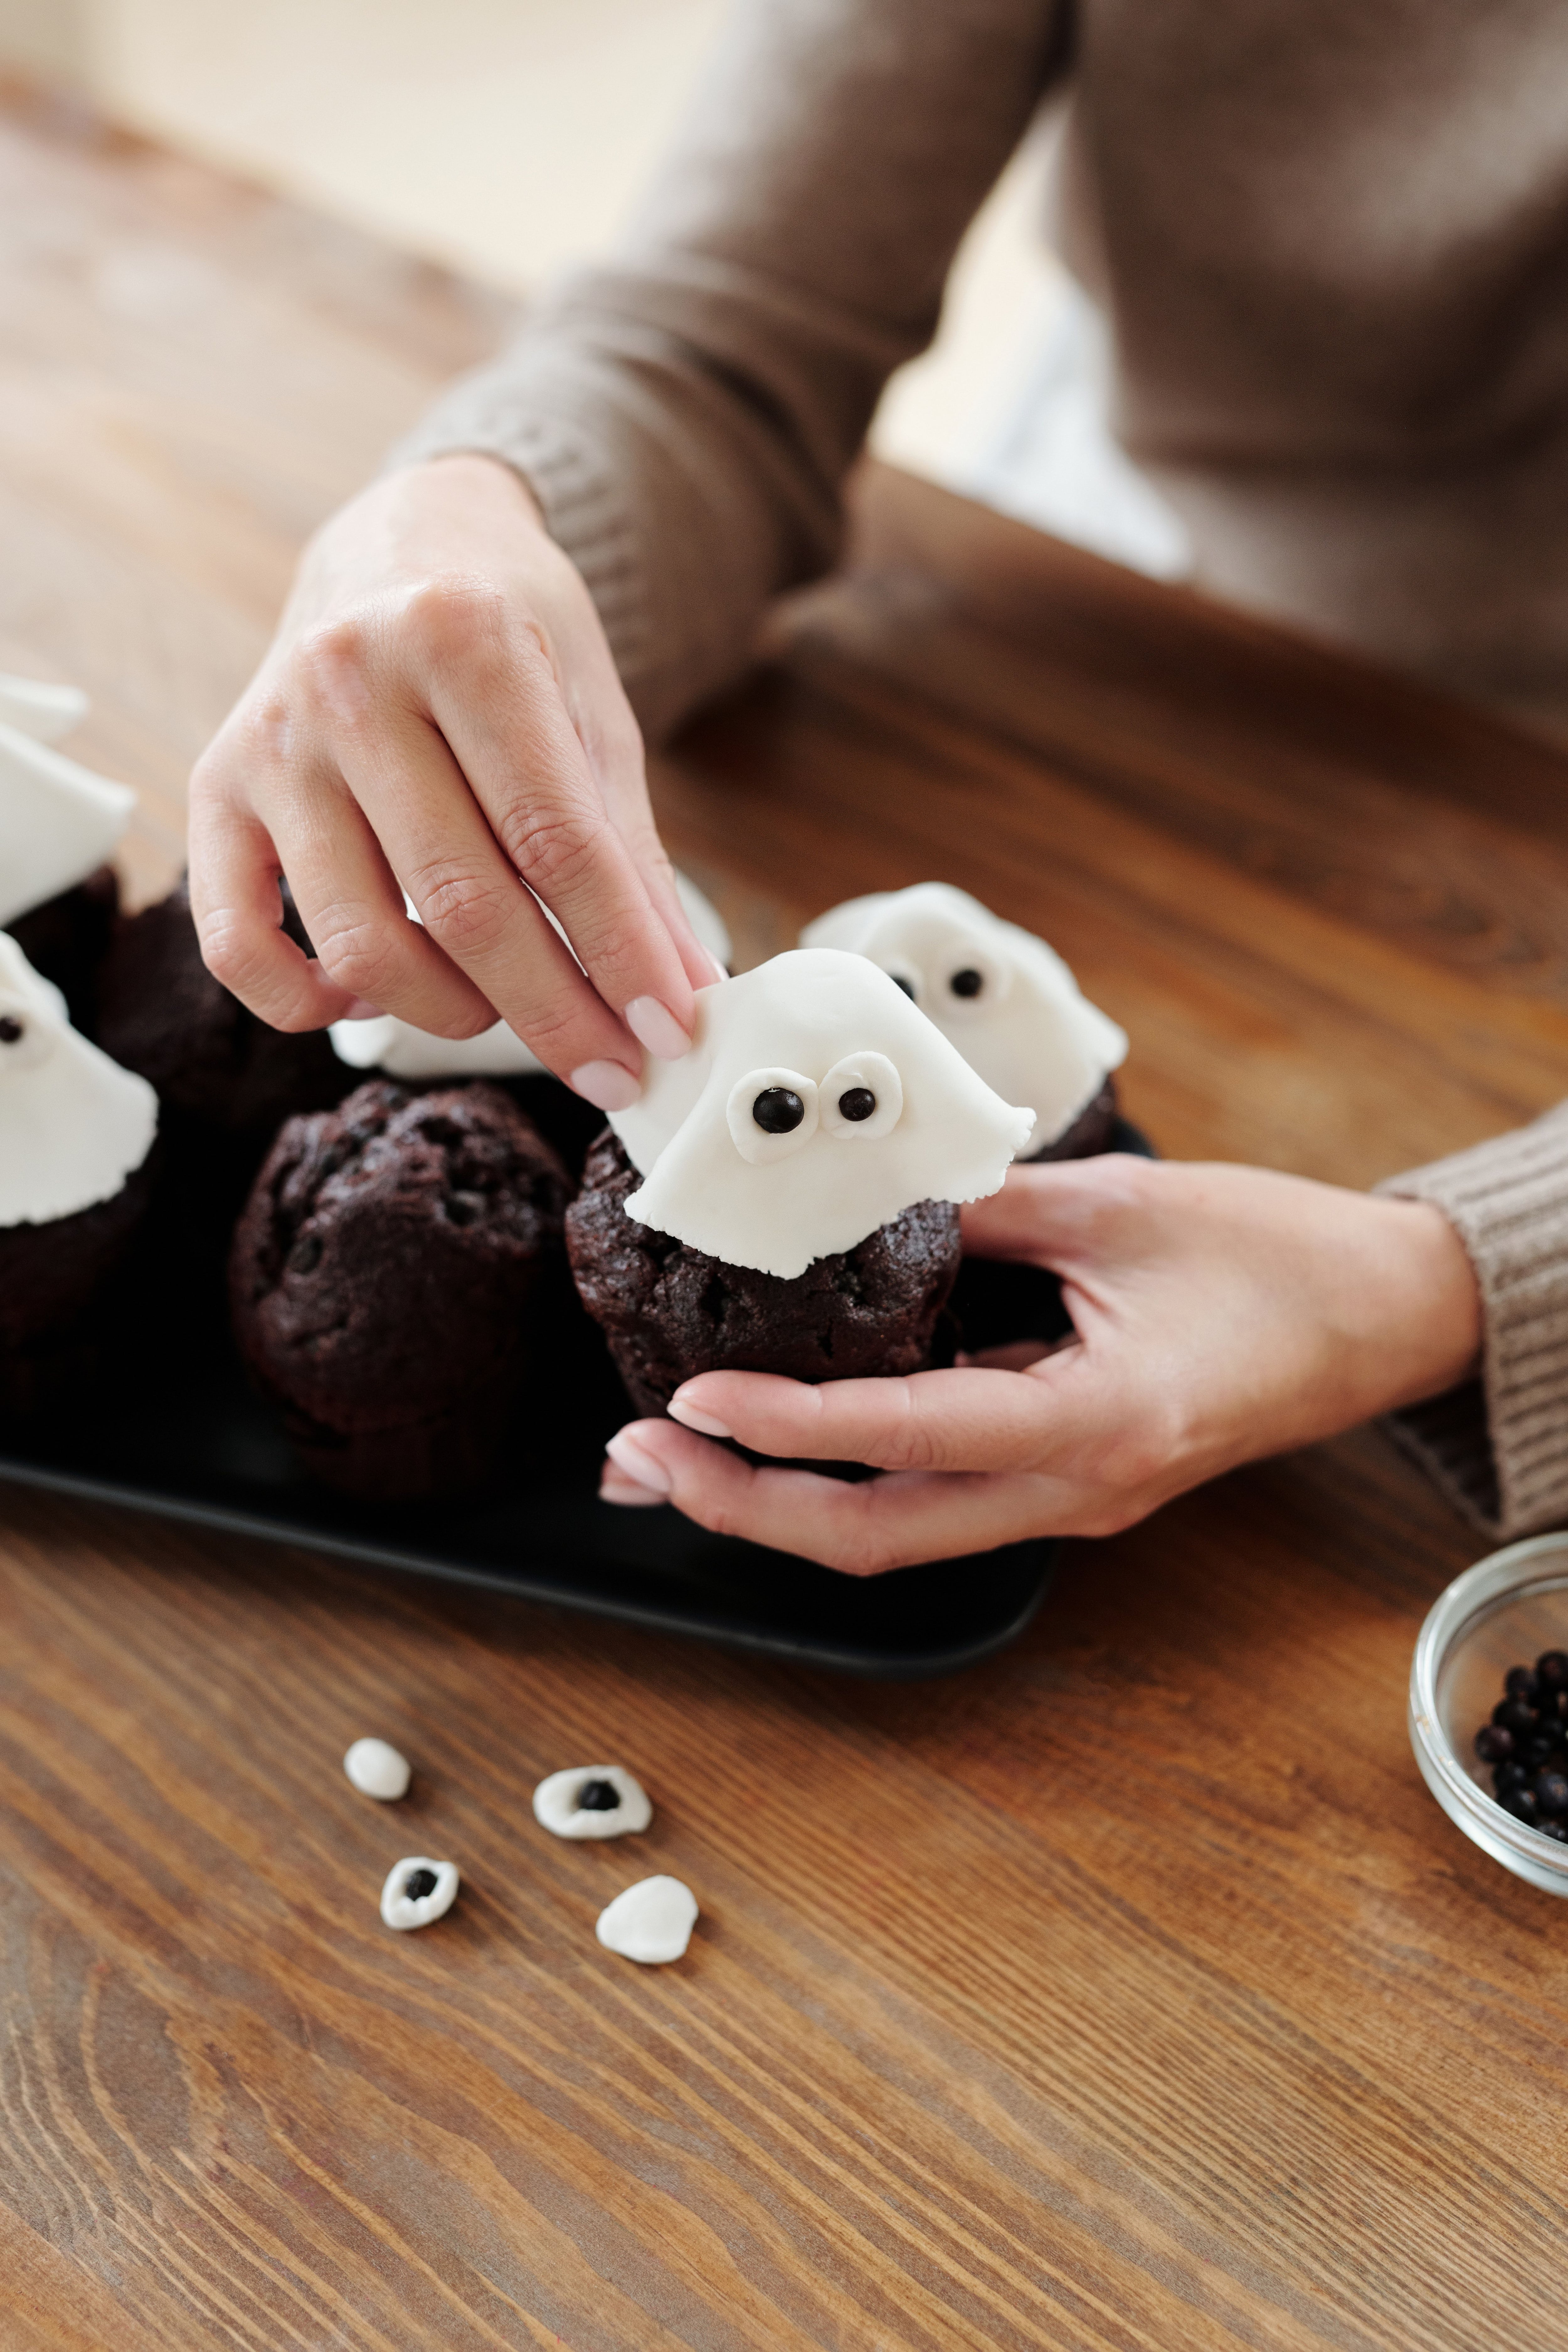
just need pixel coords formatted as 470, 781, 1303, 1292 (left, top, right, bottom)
1377, 1101, 1568, 1539
386, 385, 654, 702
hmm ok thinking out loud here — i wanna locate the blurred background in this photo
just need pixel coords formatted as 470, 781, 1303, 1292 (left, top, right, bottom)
0, 0, 1186, 576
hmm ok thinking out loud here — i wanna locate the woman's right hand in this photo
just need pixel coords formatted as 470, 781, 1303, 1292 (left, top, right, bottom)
187, 452, 720, 1111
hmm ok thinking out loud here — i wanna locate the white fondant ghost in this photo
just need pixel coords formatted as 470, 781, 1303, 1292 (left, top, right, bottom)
802, 882, 1127, 1157
0, 702, 136, 929
610, 948, 1034, 1279
329, 869, 732, 1082
0, 934, 158, 1227
0, 670, 89, 744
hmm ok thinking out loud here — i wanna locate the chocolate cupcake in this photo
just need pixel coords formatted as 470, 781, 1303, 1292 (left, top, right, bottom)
230, 1078, 570, 1500
568, 949, 1032, 1429
569, 1129, 961, 1414
98, 876, 344, 1158
0, 935, 158, 1417
801, 882, 1127, 1162
1, 672, 136, 1037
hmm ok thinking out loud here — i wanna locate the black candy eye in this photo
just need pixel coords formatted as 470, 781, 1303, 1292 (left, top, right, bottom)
578, 1777, 621, 1812
890, 976, 916, 1001
949, 968, 984, 999
837, 1087, 877, 1123
0, 1017, 23, 1045
752, 1087, 805, 1134
403, 1866, 439, 1900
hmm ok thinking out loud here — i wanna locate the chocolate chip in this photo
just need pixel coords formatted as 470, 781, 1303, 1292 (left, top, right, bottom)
288, 1233, 323, 1275
838, 1087, 876, 1123
443, 1190, 486, 1227
752, 1087, 805, 1134
949, 967, 984, 998
0, 1016, 22, 1045
577, 1778, 621, 1812
403, 1866, 439, 1900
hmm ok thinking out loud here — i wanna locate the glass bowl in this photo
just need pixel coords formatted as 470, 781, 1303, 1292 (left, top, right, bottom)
1410, 1531, 1568, 1895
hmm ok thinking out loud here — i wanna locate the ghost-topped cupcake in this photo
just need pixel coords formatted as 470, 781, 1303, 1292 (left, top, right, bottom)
329, 870, 733, 1084
0, 935, 156, 1227
566, 949, 1034, 1418
0, 670, 135, 1034
0, 674, 134, 933
0, 933, 159, 1417
801, 883, 1127, 1161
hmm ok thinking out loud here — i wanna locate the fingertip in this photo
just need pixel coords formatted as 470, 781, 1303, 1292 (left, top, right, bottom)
570, 1059, 642, 1113
667, 1391, 733, 1440
603, 1424, 675, 1495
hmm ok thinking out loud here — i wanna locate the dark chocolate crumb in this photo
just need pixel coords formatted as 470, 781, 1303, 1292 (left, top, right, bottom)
577, 1778, 621, 1812
404, 1867, 439, 1900
838, 1087, 877, 1122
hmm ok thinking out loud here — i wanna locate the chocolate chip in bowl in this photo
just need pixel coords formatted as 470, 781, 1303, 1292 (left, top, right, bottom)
1410, 1535, 1568, 1894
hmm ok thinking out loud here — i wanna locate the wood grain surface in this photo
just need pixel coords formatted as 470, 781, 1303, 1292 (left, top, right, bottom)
2, 87, 1567, 2352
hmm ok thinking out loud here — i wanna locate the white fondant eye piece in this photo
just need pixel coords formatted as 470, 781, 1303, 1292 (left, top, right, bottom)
0, 1001, 54, 1072
725, 1067, 820, 1164
380, 1856, 459, 1930
533, 1765, 653, 1839
819, 1051, 903, 1141
344, 1737, 411, 1800
596, 1875, 698, 1964
938, 943, 1010, 1016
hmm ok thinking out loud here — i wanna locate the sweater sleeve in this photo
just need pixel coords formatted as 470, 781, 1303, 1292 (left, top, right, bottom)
387, 0, 1067, 740
1376, 1103, 1568, 1539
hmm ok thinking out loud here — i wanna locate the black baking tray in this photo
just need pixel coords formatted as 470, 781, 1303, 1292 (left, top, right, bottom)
0, 1120, 1152, 1678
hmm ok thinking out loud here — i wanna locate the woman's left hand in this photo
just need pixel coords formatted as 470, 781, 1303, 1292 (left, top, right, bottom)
598, 1154, 1484, 1573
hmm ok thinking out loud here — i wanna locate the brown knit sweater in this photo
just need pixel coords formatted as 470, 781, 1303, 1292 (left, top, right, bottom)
392, 0, 1568, 1541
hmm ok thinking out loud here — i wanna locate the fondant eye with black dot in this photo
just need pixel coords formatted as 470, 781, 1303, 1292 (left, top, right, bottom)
821, 1053, 903, 1140
726, 1068, 819, 1163
880, 960, 921, 1004
533, 1764, 653, 1839
380, 1855, 460, 1930
936, 947, 1008, 1015
752, 1086, 805, 1134
0, 1002, 53, 1072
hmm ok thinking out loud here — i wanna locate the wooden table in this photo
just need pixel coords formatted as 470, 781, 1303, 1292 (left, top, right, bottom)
3, 88, 1567, 2352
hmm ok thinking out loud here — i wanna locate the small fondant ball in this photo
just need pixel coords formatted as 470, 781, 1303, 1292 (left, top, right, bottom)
344, 1737, 411, 1800
380, 1856, 459, 1930
533, 1764, 653, 1839
596, 1875, 698, 1964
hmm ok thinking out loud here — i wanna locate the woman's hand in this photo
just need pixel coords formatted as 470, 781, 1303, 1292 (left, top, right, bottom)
599, 1155, 1483, 1571
188, 454, 720, 1110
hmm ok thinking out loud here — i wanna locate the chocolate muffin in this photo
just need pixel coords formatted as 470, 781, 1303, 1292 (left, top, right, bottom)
1027, 1075, 1120, 1163
98, 876, 344, 1152
0, 1161, 156, 1418
230, 1079, 570, 1500
567, 1129, 961, 1418
5, 863, 119, 1037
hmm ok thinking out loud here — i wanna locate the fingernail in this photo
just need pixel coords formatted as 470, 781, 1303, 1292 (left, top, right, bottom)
570, 1059, 642, 1112
340, 997, 385, 1020
601, 1468, 667, 1509
623, 995, 691, 1061
668, 1395, 733, 1440
605, 1430, 673, 1495
703, 951, 729, 985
